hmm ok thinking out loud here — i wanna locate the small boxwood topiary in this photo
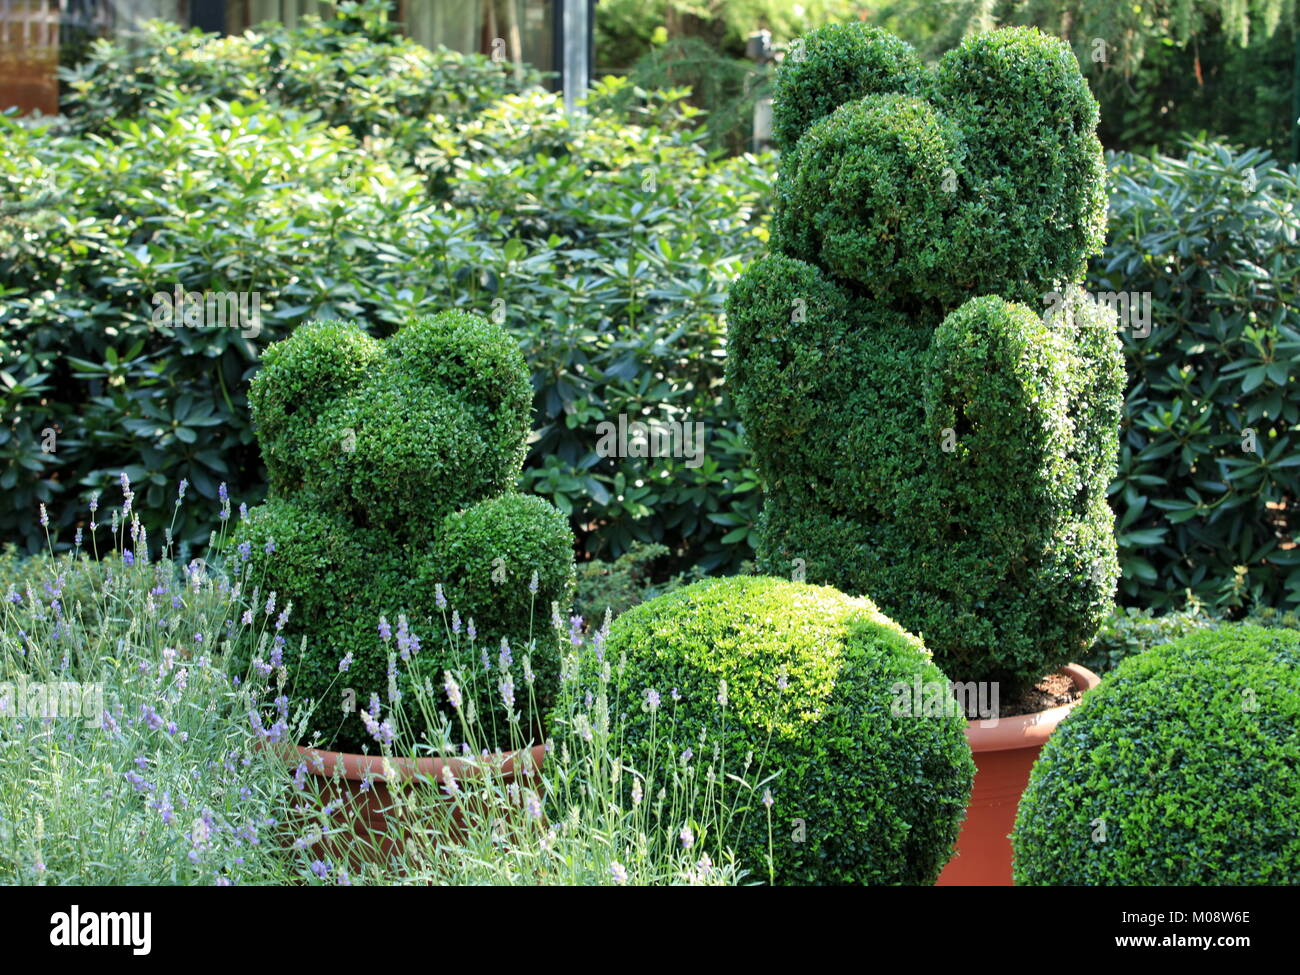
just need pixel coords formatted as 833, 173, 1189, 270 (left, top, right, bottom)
234, 312, 575, 752
728, 23, 1124, 694
1012, 624, 1300, 885
601, 576, 975, 885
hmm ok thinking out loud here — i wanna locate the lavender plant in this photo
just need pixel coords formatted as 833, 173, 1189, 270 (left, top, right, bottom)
271, 600, 755, 885
0, 479, 295, 885
1, 482, 753, 885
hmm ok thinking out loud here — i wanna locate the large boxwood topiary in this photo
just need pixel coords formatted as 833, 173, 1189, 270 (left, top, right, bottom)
234, 311, 575, 752
727, 24, 1125, 692
1012, 624, 1300, 885
601, 575, 975, 885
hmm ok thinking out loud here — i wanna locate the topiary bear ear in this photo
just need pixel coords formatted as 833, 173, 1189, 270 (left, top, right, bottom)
249, 320, 383, 489
772, 22, 927, 150
933, 27, 1108, 303
387, 310, 533, 423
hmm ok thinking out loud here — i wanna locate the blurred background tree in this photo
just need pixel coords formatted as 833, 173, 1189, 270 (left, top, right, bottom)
598, 0, 1300, 158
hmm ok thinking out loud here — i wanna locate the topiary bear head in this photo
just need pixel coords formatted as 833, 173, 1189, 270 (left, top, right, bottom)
771, 24, 1107, 308
248, 312, 532, 545
235, 311, 575, 752
727, 25, 1125, 693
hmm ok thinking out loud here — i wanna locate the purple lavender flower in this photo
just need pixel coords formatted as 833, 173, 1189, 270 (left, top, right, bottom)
38, 503, 48, 527
153, 793, 175, 826
124, 771, 150, 793
443, 672, 463, 710
237, 541, 252, 563
177, 479, 188, 502
396, 615, 411, 660
377, 616, 391, 642
310, 859, 331, 879
122, 550, 134, 566
435, 583, 446, 611
338, 652, 353, 674
498, 637, 512, 671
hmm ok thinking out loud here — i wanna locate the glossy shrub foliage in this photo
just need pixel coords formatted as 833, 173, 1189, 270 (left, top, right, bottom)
0, 55, 769, 574
1097, 140, 1300, 613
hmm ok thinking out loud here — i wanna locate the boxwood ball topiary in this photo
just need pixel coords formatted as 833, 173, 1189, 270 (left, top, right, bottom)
1013, 624, 1300, 885
235, 312, 575, 752
728, 25, 1123, 694
605, 576, 975, 885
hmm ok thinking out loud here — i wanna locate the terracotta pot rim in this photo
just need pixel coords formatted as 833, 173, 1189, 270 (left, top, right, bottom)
963, 663, 1100, 753
285, 742, 547, 784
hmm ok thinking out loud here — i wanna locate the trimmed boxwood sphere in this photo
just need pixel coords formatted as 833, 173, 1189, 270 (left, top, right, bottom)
605, 576, 975, 885
1013, 624, 1300, 885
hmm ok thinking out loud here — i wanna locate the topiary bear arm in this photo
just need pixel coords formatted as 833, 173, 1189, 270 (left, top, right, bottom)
425, 493, 576, 700
921, 295, 1078, 546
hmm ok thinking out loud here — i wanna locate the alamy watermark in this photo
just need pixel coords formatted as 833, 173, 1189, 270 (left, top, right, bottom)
1044, 286, 1152, 338
595, 414, 706, 469
891, 676, 1000, 723
152, 283, 262, 339
0, 677, 104, 728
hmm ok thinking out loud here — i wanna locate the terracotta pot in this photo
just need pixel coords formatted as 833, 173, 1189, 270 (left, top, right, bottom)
289, 742, 547, 862
936, 663, 1101, 886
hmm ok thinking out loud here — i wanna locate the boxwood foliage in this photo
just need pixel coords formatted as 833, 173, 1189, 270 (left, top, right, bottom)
601, 576, 974, 885
1013, 624, 1300, 885
233, 312, 575, 752
728, 24, 1124, 692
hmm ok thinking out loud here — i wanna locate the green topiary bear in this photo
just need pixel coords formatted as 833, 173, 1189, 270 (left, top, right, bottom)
727, 25, 1125, 694
1012, 624, 1300, 885
234, 312, 575, 752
